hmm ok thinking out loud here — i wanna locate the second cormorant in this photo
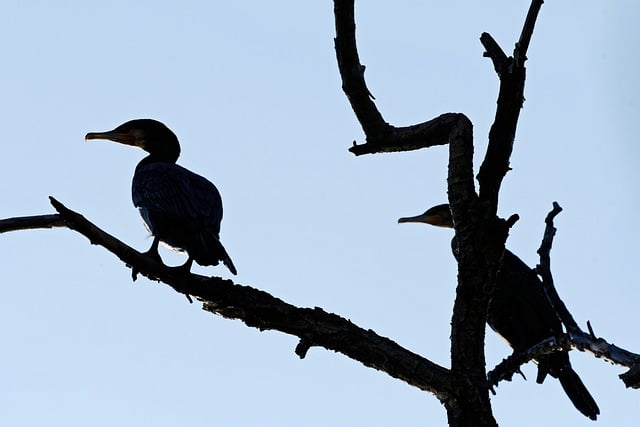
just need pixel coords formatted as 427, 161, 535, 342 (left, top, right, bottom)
86, 119, 237, 275
398, 204, 599, 420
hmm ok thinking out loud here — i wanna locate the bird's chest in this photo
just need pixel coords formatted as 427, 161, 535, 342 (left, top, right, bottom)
131, 166, 176, 206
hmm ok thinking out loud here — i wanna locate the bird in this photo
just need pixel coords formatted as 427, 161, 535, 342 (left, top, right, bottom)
85, 119, 237, 275
398, 203, 599, 420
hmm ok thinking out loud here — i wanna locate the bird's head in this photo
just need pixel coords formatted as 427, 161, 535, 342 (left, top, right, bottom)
85, 119, 180, 162
397, 203, 453, 228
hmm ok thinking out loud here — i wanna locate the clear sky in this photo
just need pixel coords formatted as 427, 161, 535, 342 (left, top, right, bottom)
1, 1, 638, 426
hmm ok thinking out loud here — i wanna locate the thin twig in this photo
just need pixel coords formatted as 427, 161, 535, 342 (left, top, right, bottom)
488, 330, 640, 388
0, 214, 65, 233
536, 202, 579, 331
516, 0, 545, 65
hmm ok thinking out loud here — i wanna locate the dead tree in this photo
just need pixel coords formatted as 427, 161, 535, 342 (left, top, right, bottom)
0, 1, 638, 426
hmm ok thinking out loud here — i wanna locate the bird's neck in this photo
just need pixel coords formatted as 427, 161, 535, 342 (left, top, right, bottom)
143, 139, 181, 164
136, 154, 177, 171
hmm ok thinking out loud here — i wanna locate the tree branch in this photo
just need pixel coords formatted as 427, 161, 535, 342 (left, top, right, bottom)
0, 214, 65, 232
0, 196, 455, 404
333, 0, 388, 139
445, 115, 515, 427
488, 331, 640, 389
446, 127, 498, 425
333, 0, 469, 156
476, 0, 544, 212
517, 0, 545, 65
535, 202, 579, 331
486, 201, 640, 390
452, 8, 547, 402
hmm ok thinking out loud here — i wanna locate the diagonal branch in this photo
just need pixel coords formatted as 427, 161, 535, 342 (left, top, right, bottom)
534, 201, 640, 388
333, 0, 388, 138
0, 196, 454, 403
535, 202, 580, 331
477, 0, 544, 213
487, 201, 640, 389
517, 0, 545, 64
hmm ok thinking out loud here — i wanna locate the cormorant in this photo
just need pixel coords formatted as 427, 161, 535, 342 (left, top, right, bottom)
86, 119, 237, 275
398, 204, 599, 420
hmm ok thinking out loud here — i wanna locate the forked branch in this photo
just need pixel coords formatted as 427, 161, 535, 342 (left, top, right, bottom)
488, 331, 640, 389
488, 203, 640, 388
477, 0, 544, 211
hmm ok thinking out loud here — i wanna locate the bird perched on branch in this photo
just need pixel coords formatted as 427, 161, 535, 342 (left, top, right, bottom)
86, 119, 236, 275
398, 203, 599, 420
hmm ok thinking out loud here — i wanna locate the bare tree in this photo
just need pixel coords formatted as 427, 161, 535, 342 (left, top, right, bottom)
1, 1, 639, 426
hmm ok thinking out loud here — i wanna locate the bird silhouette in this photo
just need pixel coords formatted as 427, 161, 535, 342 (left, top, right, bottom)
399, 204, 599, 420
86, 119, 236, 275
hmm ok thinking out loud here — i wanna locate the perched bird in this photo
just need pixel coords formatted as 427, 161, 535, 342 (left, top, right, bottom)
398, 204, 599, 420
86, 119, 236, 275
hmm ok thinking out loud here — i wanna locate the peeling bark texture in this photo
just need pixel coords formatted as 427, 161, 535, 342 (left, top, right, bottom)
488, 331, 640, 389
0, 197, 454, 403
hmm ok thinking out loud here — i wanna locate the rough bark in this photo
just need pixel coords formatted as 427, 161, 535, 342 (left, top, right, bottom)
331, 0, 636, 425
3, 1, 639, 425
0, 197, 454, 403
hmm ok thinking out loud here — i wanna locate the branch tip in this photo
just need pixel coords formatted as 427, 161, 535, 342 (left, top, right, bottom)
49, 196, 60, 210
295, 337, 312, 359
587, 321, 596, 338
545, 202, 563, 224
506, 213, 519, 228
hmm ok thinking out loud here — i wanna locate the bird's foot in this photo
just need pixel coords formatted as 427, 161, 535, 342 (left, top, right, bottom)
142, 247, 163, 263
169, 258, 194, 303
131, 244, 164, 282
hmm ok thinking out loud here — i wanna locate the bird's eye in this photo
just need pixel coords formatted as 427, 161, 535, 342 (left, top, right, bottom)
131, 129, 145, 139
130, 129, 146, 147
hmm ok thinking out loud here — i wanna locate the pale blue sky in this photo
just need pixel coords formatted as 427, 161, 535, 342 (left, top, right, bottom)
1, 1, 638, 426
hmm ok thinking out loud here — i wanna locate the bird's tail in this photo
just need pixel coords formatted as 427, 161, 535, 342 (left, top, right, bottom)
557, 367, 600, 421
219, 243, 237, 275
192, 233, 237, 275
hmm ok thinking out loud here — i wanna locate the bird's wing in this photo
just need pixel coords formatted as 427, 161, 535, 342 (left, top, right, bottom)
490, 250, 562, 350
132, 162, 223, 230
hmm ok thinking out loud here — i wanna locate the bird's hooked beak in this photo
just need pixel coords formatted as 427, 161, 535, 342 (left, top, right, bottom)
85, 128, 143, 149
397, 204, 453, 228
